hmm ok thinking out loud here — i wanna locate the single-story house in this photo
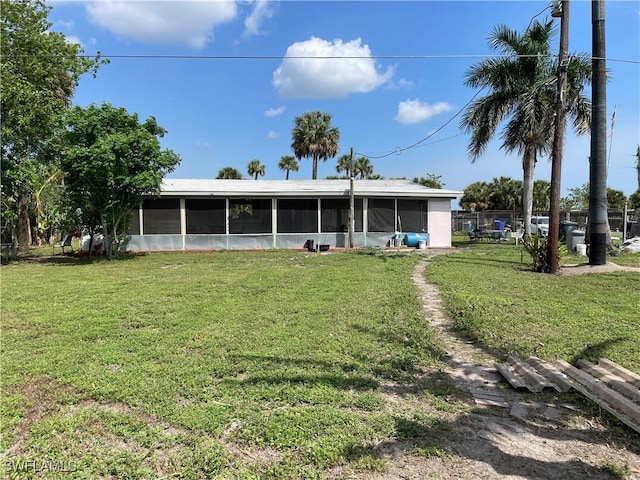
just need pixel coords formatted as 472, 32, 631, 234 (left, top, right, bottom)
123, 179, 463, 251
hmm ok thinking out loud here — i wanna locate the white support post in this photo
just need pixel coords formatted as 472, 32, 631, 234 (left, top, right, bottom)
180, 198, 186, 251
272, 198, 277, 249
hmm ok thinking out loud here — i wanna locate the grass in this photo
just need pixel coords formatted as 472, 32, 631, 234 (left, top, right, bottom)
431, 237, 640, 371
1, 250, 451, 479
2, 244, 639, 477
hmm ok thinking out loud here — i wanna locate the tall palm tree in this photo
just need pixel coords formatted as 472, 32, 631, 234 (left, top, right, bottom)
335, 154, 352, 177
247, 159, 265, 180
354, 157, 374, 179
277, 155, 298, 180
636, 146, 640, 191
461, 19, 591, 237
291, 111, 340, 180
216, 167, 243, 179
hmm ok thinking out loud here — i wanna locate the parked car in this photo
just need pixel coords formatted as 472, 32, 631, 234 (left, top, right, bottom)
530, 216, 549, 237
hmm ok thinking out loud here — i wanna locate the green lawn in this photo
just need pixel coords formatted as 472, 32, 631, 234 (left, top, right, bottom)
1, 246, 638, 478
1, 251, 449, 479
430, 238, 640, 371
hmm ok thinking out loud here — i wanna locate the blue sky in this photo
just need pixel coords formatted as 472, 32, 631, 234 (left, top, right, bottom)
50, 1, 639, 202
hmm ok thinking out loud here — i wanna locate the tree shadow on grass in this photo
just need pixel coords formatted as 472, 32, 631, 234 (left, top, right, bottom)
437, 252, 526, 269
9, 252, 147, 266
569, 338, 629, 366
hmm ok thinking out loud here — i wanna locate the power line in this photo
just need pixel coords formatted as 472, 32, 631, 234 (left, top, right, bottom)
354, 89, 484, 160
2, 53, 638, 64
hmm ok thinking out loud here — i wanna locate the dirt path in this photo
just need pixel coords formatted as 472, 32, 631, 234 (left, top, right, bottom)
382, 255, 640, 480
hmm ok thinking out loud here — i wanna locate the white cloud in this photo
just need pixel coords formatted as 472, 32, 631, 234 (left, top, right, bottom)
64, 35, 83, 47
195, 140, 211, 148
86, 1, 238, 49
395, 99, 453, 125
267, 130, 279, 139
272, 37, 394, 99
55, 19, 74, 30
243, 0, 276, 38
265, 106, 286, 118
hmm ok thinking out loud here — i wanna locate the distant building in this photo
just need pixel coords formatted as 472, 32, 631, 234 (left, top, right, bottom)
124, 179, 462, 251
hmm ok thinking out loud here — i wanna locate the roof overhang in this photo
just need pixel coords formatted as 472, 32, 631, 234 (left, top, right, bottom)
160, 179, 462, 200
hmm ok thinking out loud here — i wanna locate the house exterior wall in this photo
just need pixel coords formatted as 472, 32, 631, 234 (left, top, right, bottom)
123, 181, 460, 251
427, 199, 453, 248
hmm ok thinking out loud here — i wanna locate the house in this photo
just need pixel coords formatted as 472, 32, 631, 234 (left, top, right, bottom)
123, 179, 462, 251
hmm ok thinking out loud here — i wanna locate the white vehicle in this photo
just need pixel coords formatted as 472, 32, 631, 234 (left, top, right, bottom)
530, 216, 549, 236
620, 236, 640, 253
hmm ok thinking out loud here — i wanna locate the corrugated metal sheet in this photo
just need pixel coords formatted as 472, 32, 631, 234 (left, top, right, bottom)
160, 179, 463, 199
497, 356, 640, 434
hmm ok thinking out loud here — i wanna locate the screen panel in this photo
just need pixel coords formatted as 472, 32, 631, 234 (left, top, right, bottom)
143, 198, 180, 234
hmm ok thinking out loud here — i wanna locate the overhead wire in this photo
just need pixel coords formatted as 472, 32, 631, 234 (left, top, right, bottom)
353, 89, 485, 160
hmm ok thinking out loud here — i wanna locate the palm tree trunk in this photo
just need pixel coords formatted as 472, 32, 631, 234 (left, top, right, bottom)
522, 145, 536, 238
312, 155, 318, 180
636, 146, 640, 190
285, 170, 290, 180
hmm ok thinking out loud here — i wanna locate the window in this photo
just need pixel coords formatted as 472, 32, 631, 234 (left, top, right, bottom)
321, 199, 363, 232
368, 198, 395, 232
186, 199, 225, 234
397, 199, 427, 232
143, 198, 180, 234
229, 198, 272, 234
277, 199, 318, 233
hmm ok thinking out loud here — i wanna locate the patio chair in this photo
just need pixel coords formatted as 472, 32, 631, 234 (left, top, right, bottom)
54, 234, 74, 255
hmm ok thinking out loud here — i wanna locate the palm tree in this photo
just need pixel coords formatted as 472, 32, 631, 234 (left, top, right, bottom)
489, 176, 522, 211
247, 159, 265, 180
460, 181, 492, 211
278, 155, 298, 180
460, 20, 591, 237
216, 167, 243, 179
335, 154, 352, 177
532, 180, 551, 211
291, 111, 340, 180
636, 146, 640, 191
354, 157, 374, 179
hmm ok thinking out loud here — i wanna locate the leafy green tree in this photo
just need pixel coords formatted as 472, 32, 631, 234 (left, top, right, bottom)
460, 20, 591, 237
460, 181, 491, 211
278, 155, 298, 180
354, 157, 374, 179
413, 173, 445, 189
606, 188, 627, 209
53, 103, 180, 259
561, 183, 589, 210
247, 159, 265, 180
291, 111, 340, 180
1, 0, 105, 252
216, 167, 244, 179
629, 190, 640, 210
32, 164, 65, 244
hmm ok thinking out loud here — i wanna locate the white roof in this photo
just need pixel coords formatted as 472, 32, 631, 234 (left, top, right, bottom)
161, 179, 462, 199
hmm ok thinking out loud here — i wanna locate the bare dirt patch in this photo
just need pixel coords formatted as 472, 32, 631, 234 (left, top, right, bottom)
560, 261, 640, 276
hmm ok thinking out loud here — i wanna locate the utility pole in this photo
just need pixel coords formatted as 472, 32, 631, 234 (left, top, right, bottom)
589, 0, 608, 265
348, 147, 355, 248
547, 0, 570, 274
